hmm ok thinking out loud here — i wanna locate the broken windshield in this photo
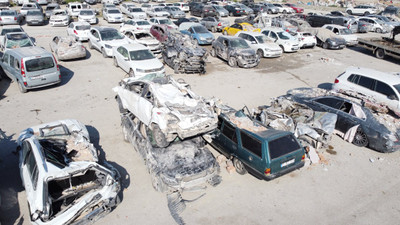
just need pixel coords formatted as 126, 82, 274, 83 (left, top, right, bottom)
100, 30, 124, 41
40, 124, 69, 137
6, 36, 33, 49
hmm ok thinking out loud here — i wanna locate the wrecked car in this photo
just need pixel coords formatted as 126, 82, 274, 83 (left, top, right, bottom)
211, 35, 260, 68
50, 36, 87, 61
113, 74, 218, 147
315, 28, 346, 50
123, 30, 162, 55
161, 31, 207, 74
208, 105, 305, 180
287, 87, 400, 153
17, 119, 121, 225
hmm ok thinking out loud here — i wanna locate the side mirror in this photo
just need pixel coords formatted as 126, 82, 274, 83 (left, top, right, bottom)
251, 41, 256, 44
388, 95, 397, 100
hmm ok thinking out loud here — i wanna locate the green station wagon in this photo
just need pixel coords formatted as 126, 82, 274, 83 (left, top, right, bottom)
210, 107, 305, 180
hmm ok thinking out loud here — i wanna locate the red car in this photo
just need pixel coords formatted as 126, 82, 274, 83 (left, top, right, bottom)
285, 3, 304, 13
150, 24, 173, 42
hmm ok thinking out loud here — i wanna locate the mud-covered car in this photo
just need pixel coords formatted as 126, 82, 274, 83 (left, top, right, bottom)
120, 113, 221, 192
50, 36, 87, 60
287, 88, 400, 153
17, 119, 121, 225
113, 74, 218, 147
161, 31, 207, 74
211, 35, 259, 68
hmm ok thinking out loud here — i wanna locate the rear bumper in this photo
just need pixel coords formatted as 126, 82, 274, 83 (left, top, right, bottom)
264, 161, 304, 180
26, 79, 60, 90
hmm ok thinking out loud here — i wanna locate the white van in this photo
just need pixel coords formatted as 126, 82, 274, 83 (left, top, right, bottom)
67, 2, 83, 17
0, 47, 61, 93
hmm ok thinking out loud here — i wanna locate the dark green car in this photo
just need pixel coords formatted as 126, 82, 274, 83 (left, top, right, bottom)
210, 108, 305, 180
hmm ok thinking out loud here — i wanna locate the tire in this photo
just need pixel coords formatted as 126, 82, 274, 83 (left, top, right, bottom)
375, 28, 382, 33
364, 11, 370, 16
375, 48, 385, 59
268, 9, 272, 14
322, 42, 328, 49
151, 124, 168, 148
116, 96, 127, 113
173, 63, 180, 74
88, 40, 93, 49
210, 47, 216, 57
229, 12, 233, 16
18, 81, 27, 93
121, 121, 129, 142
150, 171, 166, 192
256, 49, 263, 58
346, 10, 352, 15
228, 57, 237, 67
223, 30, 228, 35
283, 10, 287, 14
101, 48, 108, 58
211, 26, 216, 33
233, 158, 247, 175
113, 57, 119, 67
352, 127, 369, 147
129, 69, 135, 77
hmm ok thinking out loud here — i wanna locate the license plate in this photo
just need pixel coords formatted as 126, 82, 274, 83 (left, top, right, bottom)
281, 158, 295, 167
31, 75, 44, 80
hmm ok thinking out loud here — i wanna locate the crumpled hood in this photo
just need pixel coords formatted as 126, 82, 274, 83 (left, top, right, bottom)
129, 58, 163, 70
183, 46, 206, 56
234, 48, 255, 56
137, 38, 159, 45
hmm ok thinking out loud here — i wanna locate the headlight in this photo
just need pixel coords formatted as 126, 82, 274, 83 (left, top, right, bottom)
105, 44, 112, 48
200, 37, 206, 41
136, 68, 145, 73
63, 18, 68, 21
331, 41, 336, 45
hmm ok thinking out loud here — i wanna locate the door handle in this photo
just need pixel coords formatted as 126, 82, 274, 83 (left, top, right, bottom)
249, 156, 253, 161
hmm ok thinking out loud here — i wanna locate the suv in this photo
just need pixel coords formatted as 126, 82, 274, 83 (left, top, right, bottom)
306, 15, 346, 27
332, 66, 400, 110
0, 46, 60, 93
346, 5, 377, 16
209, 106, 305, 180
190, 4, 216, 18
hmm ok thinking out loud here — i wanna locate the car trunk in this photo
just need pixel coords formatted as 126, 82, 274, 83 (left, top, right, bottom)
24, 56, 59, 87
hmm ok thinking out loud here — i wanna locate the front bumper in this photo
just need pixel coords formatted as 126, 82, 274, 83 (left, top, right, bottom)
27, 20, 44, 25
328, 43, 345, 49
346, 40, 358, 46
107, 17, 123, 23
264, 49, 282, 58
237, 56, 259, 68
50, 20, 69, 26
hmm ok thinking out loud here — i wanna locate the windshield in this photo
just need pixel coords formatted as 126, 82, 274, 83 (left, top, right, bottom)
159, 19, 172, 25
54, 11, 67, 15
46, 6, 56, 11
277, 31, 291, 40
6, 37, 33, 48
135, 32, 152, 39
100, 30, 124, 41
130, 49, 154, 60
25, 57, 55, 72
214, 5, 223, 10
170, 7, 180, 11
108, 9, 120, 14
378, 16, 390, 22
193, 26, 208, 33
28, 11, 42, 16
266, 3, 275, 7
1, 28, 23, 35
1, 11, 16, 16
76, 25, 90, 30
137, 20, 150, 25
255, 35, 269, 43
131, 8, 143, 12
394, 84, 400, 94
230, 38, 249, 48
340, 28, 352, 34
154, 8, 165, 12
80, 10, 93, 15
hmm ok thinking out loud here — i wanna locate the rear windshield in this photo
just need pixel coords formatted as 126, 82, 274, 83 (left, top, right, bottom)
1, 28, 23, 35
76, 25, 90, 30
25, 57, 55, 72
1, 11, 16, 16
268, 134, 301, 159
27, 11, 42, 16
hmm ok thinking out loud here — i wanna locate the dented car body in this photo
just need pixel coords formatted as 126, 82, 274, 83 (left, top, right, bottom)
50, 36, 87, 61
120, 113, 221, 192
161, 31, 207, 74
287, 88, 400, 153
17, 119, 120, 225
113, 74, 218, 147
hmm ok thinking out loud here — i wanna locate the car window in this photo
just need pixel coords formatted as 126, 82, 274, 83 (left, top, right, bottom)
269, 134, 300, 160
375, 81, 398, 100
2, 53, 8, 64
240, 131, 262, 158
221, 120, 237, 143
270, 31, 278, 39
315, 97, 344, 109
25, 148, 39, 190
13, 58, 20, 70
358, 75, 375, 90
9, 55, 14, 67
142, 88, 154, 103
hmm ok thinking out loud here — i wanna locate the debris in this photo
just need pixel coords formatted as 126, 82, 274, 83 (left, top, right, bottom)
30, 109, 41, 115
216, 155, 227, 165
308, 146, 320, 164
320, 57, 334, 63
226, 160, 235, 174
369, 158, 375, 163
378, 157, 384, 161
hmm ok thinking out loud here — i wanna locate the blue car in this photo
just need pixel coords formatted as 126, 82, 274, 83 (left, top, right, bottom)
179, 22, 215, 45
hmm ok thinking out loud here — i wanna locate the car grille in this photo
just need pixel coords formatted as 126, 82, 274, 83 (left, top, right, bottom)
144, 67, 163, 73
243, 55, 256, 60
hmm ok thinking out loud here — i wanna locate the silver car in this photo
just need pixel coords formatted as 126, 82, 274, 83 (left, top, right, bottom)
212, 5, 229, 17
25, 9, 44, 26
0, 10, 22, 25
164, 6, 185, 19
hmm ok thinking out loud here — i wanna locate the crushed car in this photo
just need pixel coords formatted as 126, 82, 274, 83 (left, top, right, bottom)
17, 119, 121, 225
315, 28, 346, 49
50, 36, 87, 61
161, 31, 207, 74
113, 74, 218, 147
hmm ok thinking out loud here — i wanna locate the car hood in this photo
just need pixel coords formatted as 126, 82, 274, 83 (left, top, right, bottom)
195, 32, 214, 39
129, 58, 163, 70
51, 15, 68, 20
103, 38, 131, 46
79, 15, 95, 19
108, 13, 123, 17
136, 38, 160, 45
262, 42, 281, 50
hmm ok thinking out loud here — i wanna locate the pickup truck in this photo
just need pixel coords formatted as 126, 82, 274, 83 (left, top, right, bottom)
209, 106, 305, 180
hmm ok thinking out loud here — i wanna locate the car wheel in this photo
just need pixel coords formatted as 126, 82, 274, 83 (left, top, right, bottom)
129, 69, 135, 77
256, 49, 263, 58
352, 127, 369, 147
229, 12, 233, 16
228, 57, 237, 67
364, 11, 370, 16
113, 57, 119, 67
223, 30, 228, 35
283, 10, 287, 14
346, 10, 352, 15
18, 81, 27, 93
173, 63, 180, 74
375, 48, 385, 59
211, 26, 216, 33
101, 48, 108, 58
121, 120, 130, 142
88, 40, 93, 49
322, 42, 329, 49
151, 124, 169, 148
116, 96, 127, 113
210, 47, 216, 57
233, 157, 247, 175
375, 28, 382, 33
150, 171, 166, 192
268, 9, 272, 14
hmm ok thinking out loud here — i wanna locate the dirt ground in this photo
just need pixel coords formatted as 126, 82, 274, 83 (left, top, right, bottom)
1, 5, 400, 225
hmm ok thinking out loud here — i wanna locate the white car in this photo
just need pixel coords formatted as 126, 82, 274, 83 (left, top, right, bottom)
322, 24, 358, 46
49, 9, 70, 27
78, 9, 97, 24
67, 2, 83, 17
141, 3, 152, 13
147, 6, 169, 18
346, 5, 377, 16
149, 17, 177, 29
296, 32, 317, 48
0, 25, 24, 49
173, 2, 189, 12
127, 7, 146, 19
123, 30, 161, 54
113, 75, 218, 147
120, 19, 152, 32
88, 26, 132, 57
236, 31, 282, 58
261, 27, 299, 53
332, 66, 400, 110
17, 119, 120, 225
272, 3, 295, 14
112, 43, 164, 77
103, 8, 123, 23
67, 21, 91, 41
120, 2, 136, 14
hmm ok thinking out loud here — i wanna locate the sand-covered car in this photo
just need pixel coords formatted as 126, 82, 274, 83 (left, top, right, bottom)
113, 74, 218, 147
315, 28, 346, 49
17, 119, 120, 225
161, 31, 207, 74
50, 36, 87, 60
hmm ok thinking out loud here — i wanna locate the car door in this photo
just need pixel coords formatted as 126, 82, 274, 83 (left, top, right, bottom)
1, 53, 13, 80
229, 24, 241, 35
90, 29, 101, 50
137, 84, 155, 125
237, 130, 263, 172
50, 36, 59, 52
116, 46, 128, 72
212, 117, 238, 157
220, 39, 229, 60
373, 80, 400, 109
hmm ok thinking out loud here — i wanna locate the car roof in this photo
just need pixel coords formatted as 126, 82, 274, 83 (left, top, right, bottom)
120, 43, 149, 51
262, 26, 284, 32
237, 31, 263, 36
7, 46, 50, 58
92, 26, 117, 31
344, 66, 400, 85
323, 24, 346, 29
71, 21, 90, 26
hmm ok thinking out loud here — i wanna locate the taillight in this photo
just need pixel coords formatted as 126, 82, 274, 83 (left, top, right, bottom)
347, 24, 350, 29
301, 154, 305, 161
74, 30, 78, 35
218, 22, 221, 26
21, 58, 25, 77
264, 168, 271, 175
14, 17, 16, 20
137, 27, 142, 30
23, 82, 27, 86
52, 55, 60, 72
286, 29, 289, 32
334, 79, 339, 83
0, 18, 2, 21
236, 10, 239, 13
301, 37, 305, 40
